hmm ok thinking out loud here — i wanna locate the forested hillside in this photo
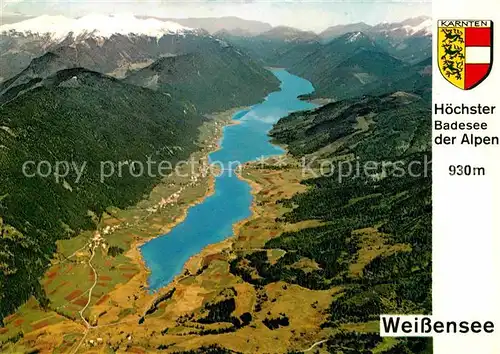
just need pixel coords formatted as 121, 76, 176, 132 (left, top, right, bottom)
287, 32, 431, 100
0, 68, 204, 321
228, 90, 432, 352
215, 26, 431, 101
215, 28, 321, 67
125, 43, 279, 113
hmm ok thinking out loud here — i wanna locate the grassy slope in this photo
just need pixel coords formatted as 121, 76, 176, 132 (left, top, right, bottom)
111, 90, 433, 354
286, 33, 430, 100
226, 91, 432, 353
0, 88, 432, 353
125, 44, 280, 114
0, 68, 204, 321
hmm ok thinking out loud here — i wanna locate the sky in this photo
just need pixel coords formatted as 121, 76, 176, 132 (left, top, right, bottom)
1, 0, 431, 32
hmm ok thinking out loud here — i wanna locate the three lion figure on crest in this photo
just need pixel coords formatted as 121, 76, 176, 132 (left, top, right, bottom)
440, 28, 465, 80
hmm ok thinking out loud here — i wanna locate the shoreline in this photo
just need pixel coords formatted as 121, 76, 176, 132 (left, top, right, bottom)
132, 99, 304, 297
307, 97, 335, 106
132, 121, 275, 298
161, 159, 272, 289
127, 107, 248, 298
128, 171, 216, 294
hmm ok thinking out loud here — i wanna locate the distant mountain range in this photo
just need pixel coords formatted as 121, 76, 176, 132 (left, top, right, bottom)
285, 31, 431, 100
0, 14, 280, 320
142, 16, 273, 35
319, 16, 431, 43
319, 22, 373, 42
257, 26, 320, 43
271, 90, 430, 157
214, 25, 322, 66
0, 14, 279, 107
202, 16, 431, 99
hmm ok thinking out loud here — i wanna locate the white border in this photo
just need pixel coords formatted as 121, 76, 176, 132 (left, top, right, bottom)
433, 0, 500, 352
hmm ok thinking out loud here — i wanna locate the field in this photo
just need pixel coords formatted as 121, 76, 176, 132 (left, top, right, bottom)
1, 148, 400, 353
0, 107, 243, 353
1, 105, 415, 353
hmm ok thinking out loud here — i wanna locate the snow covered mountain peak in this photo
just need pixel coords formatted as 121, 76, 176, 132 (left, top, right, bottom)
0, 14, 194, 41
373, 16, 431, 37
394, 18, 432, 36
345, 31, 363, 43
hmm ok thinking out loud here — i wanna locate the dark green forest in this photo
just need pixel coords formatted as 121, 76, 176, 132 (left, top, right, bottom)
0, 13, 435, 353
125, 44, 280, 114
230, 89, 432, 352
0, 69, 205, 322
284, 32, 431, 100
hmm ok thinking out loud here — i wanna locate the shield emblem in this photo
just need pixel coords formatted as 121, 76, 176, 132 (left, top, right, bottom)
438, 20, 493, 90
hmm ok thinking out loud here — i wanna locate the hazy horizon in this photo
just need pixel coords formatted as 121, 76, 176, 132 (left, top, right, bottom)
1, 0, 431, 32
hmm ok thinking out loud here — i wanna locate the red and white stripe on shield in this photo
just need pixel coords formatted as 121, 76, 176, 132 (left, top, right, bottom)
464, 26, 493, 89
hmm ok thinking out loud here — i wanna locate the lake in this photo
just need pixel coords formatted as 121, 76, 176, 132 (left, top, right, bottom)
141, 69, 317, 290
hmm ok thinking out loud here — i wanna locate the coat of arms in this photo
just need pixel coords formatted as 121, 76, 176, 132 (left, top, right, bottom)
438, 20, 493, 89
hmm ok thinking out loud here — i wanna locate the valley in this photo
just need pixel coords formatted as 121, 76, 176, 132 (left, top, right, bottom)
0, 106, 238, 352
0, 10, 432, 354
141, 69, 316, 291
1, 77, 432, 354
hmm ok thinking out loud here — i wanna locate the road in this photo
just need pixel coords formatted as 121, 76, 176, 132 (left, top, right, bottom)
303, 339, 328, 352
70, 242, 98, 354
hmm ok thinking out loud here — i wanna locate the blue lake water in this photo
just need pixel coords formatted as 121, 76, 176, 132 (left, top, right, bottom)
141, 69, 317, 290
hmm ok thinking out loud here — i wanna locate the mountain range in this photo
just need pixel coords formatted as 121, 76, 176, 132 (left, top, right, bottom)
0, 67, 207, 320
0, 14, 279, 108
1, 14, 431, 41
286, 31, 431, 100
142, 16, 273, 35
213, 25, 322, 66
0, 14, 281, 322
0, 14, 274, 84
0, 13, 432, 340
